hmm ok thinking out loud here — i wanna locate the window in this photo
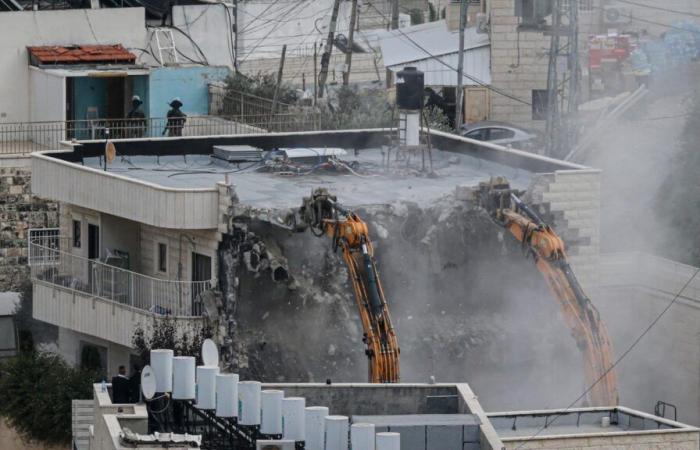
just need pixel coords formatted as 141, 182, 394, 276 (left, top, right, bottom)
158, 243, 168, 273
516, 0, 553, 27
72, 220, 81, 248
532, 90, 550, 120
489, 128, 516, 140
466, 128, 488, 141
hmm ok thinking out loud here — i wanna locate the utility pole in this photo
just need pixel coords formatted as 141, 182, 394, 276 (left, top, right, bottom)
313, 42, 318, 105
270, 44, 287, 128
233, 0, 238, 71
385, 0, 399, 88
455, 0, 468, 130
317, 0, 342, 98
343, 0, 359, 85
545, 0, 580, 157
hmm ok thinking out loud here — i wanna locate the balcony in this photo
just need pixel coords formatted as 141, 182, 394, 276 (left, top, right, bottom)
29, 235, 211, 347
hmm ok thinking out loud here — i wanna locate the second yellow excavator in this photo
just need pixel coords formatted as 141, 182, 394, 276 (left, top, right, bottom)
287, 188, 400, 383
475, 176, 619, 406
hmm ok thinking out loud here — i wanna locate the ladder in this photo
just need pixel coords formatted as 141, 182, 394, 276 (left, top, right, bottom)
153, 28, 179, 65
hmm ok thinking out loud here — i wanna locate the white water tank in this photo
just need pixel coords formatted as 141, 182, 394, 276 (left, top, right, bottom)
351, 423, 375, 450
196, 366, 219, 410
215, 373, 239, 417
375, 432, 400, 450
172, 356, 196, 400
324, 415, 349, 450
261, 390, 284, 435
150, 349, 173, 393
238, 381, 262, 425
305, 406, 329, 450
282, 397, 306, 441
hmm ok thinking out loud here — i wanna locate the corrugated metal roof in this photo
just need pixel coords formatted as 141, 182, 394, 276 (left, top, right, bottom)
387, 45, 491, 87
27, 45, 136, 65
378, 20, 490, 68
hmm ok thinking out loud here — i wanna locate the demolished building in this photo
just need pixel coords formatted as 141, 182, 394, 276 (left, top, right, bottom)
29, 128, 615, 408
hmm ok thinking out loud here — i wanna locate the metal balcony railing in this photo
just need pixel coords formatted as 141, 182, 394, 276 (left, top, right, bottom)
0, 112, 323, 155
29, 237, 211, 317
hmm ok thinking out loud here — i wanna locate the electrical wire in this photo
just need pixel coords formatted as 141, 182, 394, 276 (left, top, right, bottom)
512, 266, 700, 450
590, 5, 700, 34
238, 0, 316, 64
366, 2, 533, 106
612, 0, 700, 19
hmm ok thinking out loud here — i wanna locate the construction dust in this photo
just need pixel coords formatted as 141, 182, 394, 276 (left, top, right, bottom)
220, 193, 584, 411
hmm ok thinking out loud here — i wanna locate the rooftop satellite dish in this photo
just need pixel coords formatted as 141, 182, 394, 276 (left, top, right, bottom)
141, 365, 157, 400
105, 141, 116, 164
202, 338, 219, 366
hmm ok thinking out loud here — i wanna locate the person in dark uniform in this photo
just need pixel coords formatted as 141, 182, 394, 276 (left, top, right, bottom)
163, 97, 187, 137
111, 365, 131, 403
126, 95, 147, 138
129, 364, 142, 403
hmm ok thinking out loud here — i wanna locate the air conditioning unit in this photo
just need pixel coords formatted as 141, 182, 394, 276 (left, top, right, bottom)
603, 5, 632, 25
256, 440, 296, 450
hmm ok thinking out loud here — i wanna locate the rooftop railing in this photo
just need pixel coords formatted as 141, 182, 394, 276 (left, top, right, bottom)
0, 112, 322, 155
29, 236, 210, 317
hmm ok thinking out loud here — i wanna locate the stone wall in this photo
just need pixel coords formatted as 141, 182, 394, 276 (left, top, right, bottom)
528, 169, 602, 290
488, 0, 551, 128
0, 162, 58, 291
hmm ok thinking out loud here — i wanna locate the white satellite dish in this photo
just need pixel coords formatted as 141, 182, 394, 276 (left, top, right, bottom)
141, 365, 157, 400
202, 338, 219, 366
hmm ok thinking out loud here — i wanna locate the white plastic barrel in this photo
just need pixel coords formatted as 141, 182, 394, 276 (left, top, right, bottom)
238, 381, 262, 425
324, 415, 349, 450
196, 366, 218, 410
282, 397, 306, 441
351, 423, 375, 450
172, 356, 196, 400
375, 432, 400, 450
215, 373, 239, 417
150, 349, 173, 393
261, 390, 284, 435
305, 406, 329, 450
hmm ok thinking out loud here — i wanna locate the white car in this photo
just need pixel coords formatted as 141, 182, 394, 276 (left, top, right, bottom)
460, 121, 542, 150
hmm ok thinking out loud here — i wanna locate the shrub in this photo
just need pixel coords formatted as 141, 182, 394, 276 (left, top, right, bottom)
0, 352, 96, 445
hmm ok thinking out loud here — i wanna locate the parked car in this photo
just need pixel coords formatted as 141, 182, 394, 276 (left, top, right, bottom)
460, 121, 542, 150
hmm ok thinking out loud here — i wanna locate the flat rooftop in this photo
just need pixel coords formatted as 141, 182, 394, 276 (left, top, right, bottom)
83, 147, 534, 209
489, 407, 696, 440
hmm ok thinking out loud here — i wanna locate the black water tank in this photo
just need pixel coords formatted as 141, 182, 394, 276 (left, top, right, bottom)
396, 67, 425, 110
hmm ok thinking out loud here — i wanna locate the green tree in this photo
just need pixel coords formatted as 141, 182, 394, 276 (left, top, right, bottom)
0, 352, 96, 445
224, 71, 298, 104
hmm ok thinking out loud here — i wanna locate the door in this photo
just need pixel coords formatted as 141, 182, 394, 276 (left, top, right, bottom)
88, 224, 100, 293
191, 252, 212, 315
464, 87, 490, 123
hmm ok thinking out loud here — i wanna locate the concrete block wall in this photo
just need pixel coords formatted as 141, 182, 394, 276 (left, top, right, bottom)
488, 0, 551, 128
0, 161, 58, 291
240, 52, 385, 87
528, 169, 602, 290
502, 430, 700, 449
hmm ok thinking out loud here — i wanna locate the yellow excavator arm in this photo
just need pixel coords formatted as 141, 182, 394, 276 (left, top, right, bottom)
476, 177, 619, 406
289, 188, 400, 383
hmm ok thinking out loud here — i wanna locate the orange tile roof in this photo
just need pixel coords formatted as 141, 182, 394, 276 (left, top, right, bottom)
27, 44, 136, 65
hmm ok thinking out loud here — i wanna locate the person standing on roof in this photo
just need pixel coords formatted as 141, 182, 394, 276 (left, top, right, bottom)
126, 95, 146, 138
163, 97, 187, 137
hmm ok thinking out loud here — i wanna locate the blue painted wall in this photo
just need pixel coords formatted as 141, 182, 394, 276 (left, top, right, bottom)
148, 66, 230, 119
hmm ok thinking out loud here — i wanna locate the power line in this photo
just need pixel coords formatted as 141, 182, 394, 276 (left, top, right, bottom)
366, 2, 532, 106
613, 0, 700, 19
513, 266, 700, 450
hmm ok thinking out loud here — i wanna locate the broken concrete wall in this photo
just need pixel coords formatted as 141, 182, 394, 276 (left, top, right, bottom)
219, 185, 591, 411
